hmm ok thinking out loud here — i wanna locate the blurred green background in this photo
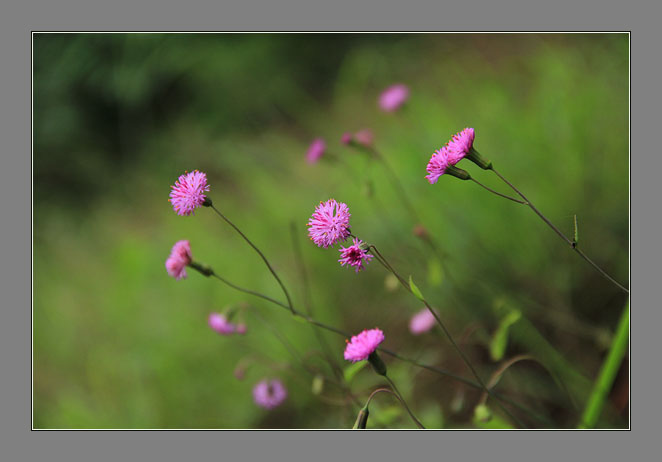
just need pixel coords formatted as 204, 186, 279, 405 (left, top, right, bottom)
33, 33, 629, 429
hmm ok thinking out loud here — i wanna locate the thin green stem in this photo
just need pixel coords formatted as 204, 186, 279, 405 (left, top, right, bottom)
208, 203, 296, 312
383, 375, 426, 429
489, 167, 628, 294
470, 177, 528, 204
579, 301, 629, 428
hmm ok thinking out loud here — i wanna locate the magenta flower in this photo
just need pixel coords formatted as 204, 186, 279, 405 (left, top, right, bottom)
354, 129, 374, 147
307, 199, 351, 248
379, 84, 409, 112
446, 127, 475, 164
208, 312, 238, 335
169, 170, 210, 216
344, 328, 385, 362
306, 138, 327, 164
338, 238, 373, 273
340, 132, 353, 145
253, 379, 288, 410
165, 240, 192, 280
425, 147, 451, 184
409, 308, 437, 335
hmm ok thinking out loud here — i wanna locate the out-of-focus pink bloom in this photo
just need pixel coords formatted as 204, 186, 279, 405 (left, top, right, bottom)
306, 138, 327, 164
338, 238, 373, 273
379, 84, 409, 112
446, 127, 475, 164
165, 240, 192, 280
208, 312, 237, 335
354, 129, 374, 147
307, 199, 351, 248
169, 170, 210, 216
253, 379, 288, 410
344, 328, 385, 362
340, 132, 353, 145
425, 147, 451, 184
236, 323, 247, 335
409, 308, 437, 335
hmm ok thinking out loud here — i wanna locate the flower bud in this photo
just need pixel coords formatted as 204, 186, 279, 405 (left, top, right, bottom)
352, 405, 370, 429
467, 147, 493, 170
445, 164, 471, 181
367, 351, 387, 376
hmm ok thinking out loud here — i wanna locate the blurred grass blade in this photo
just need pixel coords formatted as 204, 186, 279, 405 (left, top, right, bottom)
579, 301, 629, 429
427, 257, 444, 287
573, 214, 579, 245
344, 361, 367, 383
489, 309, 522, 361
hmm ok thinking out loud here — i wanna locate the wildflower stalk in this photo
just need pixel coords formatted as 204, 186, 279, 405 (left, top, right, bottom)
383, 375, 426, 429
367, 244, 526, 428
469, 177, 528, 204
488, 167, 628, 294
206, 201, 296, 312
188, 262, 544, 426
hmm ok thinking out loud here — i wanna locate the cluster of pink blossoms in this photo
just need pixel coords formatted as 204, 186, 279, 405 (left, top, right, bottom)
425, 127, 475, 184
344, 328, 385, 362
208, 312, 247, 336
252, 379, 288, 410
165, 240, 192, 280
169, 170, 210, 216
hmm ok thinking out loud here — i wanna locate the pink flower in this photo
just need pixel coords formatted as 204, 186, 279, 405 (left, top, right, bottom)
253, 379, 288, 410
236, 323, 247, 335
165, 240, 192, 280
409, 308, 437, 335
169, 170, 210, 216
425, 147, 451, 184
307, 199, 351, 248
340, 132, 353, 145
446, 127, 475, 164
338, 238, 373, 273
354, 129, 374, 147
344, 328, 385, 362
306, 138, 326, 164
379, 84, 409, 112
208, 312, 237, 335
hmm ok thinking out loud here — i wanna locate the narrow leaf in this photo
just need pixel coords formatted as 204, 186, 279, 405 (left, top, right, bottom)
409, 275, 425, 301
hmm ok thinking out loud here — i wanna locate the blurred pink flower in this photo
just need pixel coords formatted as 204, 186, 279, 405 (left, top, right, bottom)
253, 379, 288, 410
425, 147, 451, 184
344, 328, 385, 362
354, 129, 374, 147
236, 323, 247, 335
169, 170, 210, 216
409, 308, 437, 335
208, 312, 238, 335
307, 199, 351, 248
306, 138, 327, 164
340, 132, 353, 145
446, 127, 475, 164
379, 84, 409, 112
165, 240, 192, 280
338, 238, 373, 273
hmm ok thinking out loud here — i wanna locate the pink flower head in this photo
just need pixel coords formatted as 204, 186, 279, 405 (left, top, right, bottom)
253, 379, 288, 410
379, 84, 409, 112
338, 238, 373, 273
446, 127, 475, 164
344, 328, 385, 362
409, 308, 437, 335
354, 129, 374, 147
340, 132, 353, 145
165, 240, 192, 280
307, 199, 351, 248
425, 147, 451, 184
306, 138, 326, 164
208, 312, 237, 335
236, 323, 247, 335
169, 170, 210, 216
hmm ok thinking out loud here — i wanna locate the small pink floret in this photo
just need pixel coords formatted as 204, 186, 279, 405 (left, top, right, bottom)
354, 129, 374, 147
169, 170, 210, 216
165, 240, 192, 280
208, 312, 237, 335
425, 147, 450, 184
379, 84, 409, 112
409, 308, 437, 335
253, 379, 288, 410
306, 138, 327, 164
344, 328, 385, 362
307, 199, 351, 248
338, 238, 373, 273
340, 132, 353, 145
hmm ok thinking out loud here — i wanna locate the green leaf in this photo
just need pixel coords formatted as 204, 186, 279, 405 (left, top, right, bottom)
312, 374, 324, 395
427, 257, 444, 287
573, 214, 579, 245
489, 309, 522, 361
343, 361, 367, 383
409, 275, 425, 301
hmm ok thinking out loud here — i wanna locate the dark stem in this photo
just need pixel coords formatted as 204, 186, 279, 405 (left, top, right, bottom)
470, 177, 528, 205
209, 204, 296, 312
489, 167, 628, 294
383, 375, 426, 429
